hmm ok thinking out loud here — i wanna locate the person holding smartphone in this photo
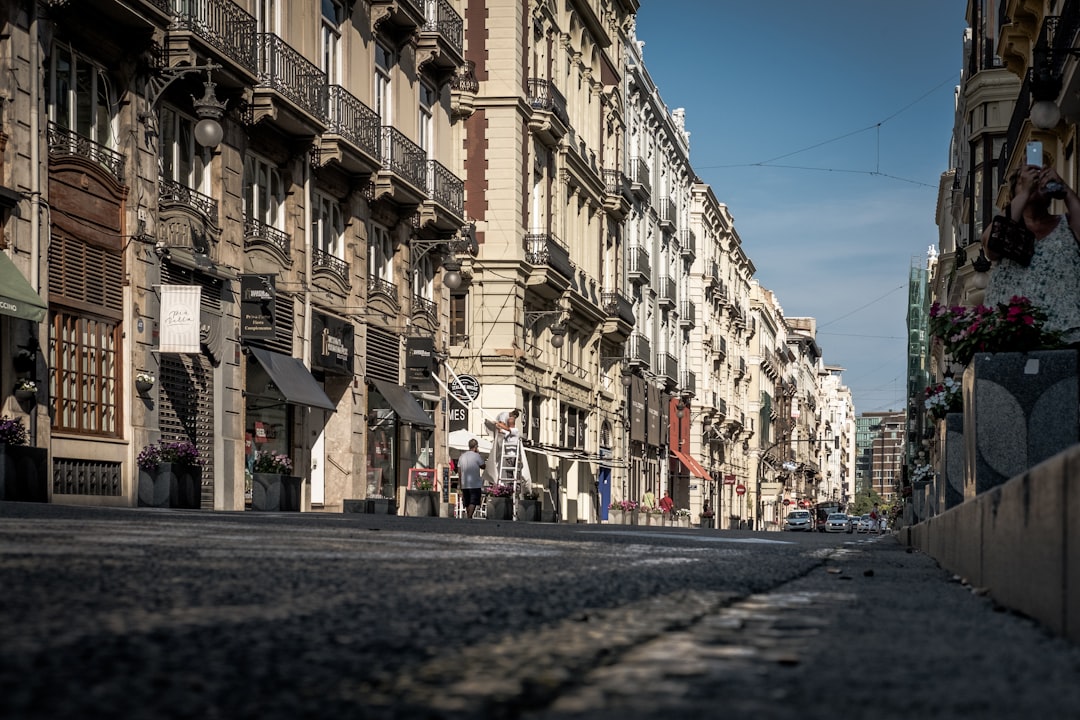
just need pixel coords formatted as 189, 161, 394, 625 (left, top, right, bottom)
981, 143, 1080, 345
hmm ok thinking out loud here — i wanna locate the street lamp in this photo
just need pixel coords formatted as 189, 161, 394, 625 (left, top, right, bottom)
524, 310, 567, 349
140, 63, 227, 149
411, 222, 478, 291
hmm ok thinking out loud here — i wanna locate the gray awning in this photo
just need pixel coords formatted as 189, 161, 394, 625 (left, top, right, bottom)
248, 346, 336, 411
0, 252, 47, 322
370, 378, 434, 427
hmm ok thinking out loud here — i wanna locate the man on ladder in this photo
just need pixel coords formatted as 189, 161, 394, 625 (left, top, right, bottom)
494, 409, 522, 519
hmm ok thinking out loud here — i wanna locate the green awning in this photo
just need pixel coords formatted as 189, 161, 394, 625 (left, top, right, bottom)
0, 252, 46, 322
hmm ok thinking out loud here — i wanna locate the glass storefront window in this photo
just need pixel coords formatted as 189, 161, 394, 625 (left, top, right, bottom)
245, 356, 294, 494
367, 407, 396, 499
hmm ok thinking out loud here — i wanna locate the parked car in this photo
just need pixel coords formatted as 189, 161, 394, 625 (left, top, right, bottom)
856, 514, 873, 533
825, 512, 851, 533
784, 510, 813, 531
848, 515, 861, 533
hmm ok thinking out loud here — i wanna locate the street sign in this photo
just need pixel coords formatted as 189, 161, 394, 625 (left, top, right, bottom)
723, 474, 736, 485
449, 374, 479, 403
783, 499, 791, 506
735, 484, 746, 496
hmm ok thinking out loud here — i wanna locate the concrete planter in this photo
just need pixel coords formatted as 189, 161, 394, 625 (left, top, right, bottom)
0, 444, 48, 502
516, 498, 540, 521
138, 463, 201, 509
963, 350, 1079, 497
404, 490, 438, 517
485, 496, 512, 521
251, 473, 301, 511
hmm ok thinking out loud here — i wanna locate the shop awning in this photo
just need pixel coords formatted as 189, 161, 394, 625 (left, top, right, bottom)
369, 378, 434, 427
248, 346, 336, 411
0, 252, 47, 322
671, 449, 712, 481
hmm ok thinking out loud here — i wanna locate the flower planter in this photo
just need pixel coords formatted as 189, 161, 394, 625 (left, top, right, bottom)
485, 495, 512, 521
404, 489, 438, 517
0, 444, 48, 502
250, 473, 301, 511
608, 508, 623, 525
135, 379, 155, 394
517, 498, 540, 522
963, 350, 1079, 496
676, 516, 690, 529
628, 509, 639, 525
366, 497, 395, 514
137, 463, 201, 509
13, 388, 35, 401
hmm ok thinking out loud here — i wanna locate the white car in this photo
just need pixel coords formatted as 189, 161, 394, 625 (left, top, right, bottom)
856, 514, 874, 533
784, 509, 813, 531
825, 512, 851, 533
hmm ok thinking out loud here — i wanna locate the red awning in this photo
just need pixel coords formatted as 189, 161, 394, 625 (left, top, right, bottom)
670, 449, 711, 480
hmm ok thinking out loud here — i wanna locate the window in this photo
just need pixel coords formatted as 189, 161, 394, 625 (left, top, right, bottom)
46, 43, 114, 146
243, 153, 284, 228
449, 294, 468, 346
375, 42, 393, 123
160, 106, 211, 193
413, 253, 434, 301
51, 311, 121, 436
418, 81, 436, 155
256, 0, 278, 34
369, 223, 393, 281
311, 190, 344, 258
320, 0, 343, 85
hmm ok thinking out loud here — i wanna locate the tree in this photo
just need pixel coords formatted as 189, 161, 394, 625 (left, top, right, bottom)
850, 489, 884, 515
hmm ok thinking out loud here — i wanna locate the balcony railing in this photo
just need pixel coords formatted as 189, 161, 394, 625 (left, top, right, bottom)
243, 216, 290, 256
657, 352, 678, 385
658, 275, 677, 306
412, 294, 437, 319
628, 244, 650, 280
311, 247, 349, 285
680, 370, 696, 396
47, 123, 125, 182
159, 176, 218, 220
451, 60, 479, 93
326, 85, 381, 160
523, 232, 573, 279
423, 0, 464, 58
256, 33, 328, 122
381, 126, 428, 192
170, 0, 258, 73
679, 300, 695, 327
427, 159, 464, 218
603, 169, 629, 196
629, 157, 651, 196
626, 332, 651, 366
527, 78, 569, 125
680, 229, 696, 258
659, 197, 677, 229
602, 290, 635, 325
367, 276, 398, 302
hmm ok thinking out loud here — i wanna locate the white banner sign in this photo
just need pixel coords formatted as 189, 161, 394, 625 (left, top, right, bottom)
159, 285, 201, 353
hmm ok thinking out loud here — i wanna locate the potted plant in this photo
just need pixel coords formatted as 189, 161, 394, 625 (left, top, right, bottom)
674, 508, 692, 528
134, 371, 155, 394
484, 482, 514, 520
929, 296, 1064, 367
403, 474, 438, 517
137, 439, 202, 509
0, 416, 47, 502
13, 378, 37, 401
924, 377, 961, 421
250, 449, 301, 512
517, 486, 541, 522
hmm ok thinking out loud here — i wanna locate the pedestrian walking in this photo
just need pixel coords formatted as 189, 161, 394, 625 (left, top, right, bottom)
457, 438, 486, 519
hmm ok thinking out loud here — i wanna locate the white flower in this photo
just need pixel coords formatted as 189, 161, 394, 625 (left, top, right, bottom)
135, 372, 155, 384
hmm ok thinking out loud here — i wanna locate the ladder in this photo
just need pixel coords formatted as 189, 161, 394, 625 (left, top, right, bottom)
497, 433, 522, 520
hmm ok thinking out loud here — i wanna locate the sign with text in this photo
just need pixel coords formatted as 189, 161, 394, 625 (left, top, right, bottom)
405, 336, 436, 391
449, 374, 480, 404
312, 312, 354, 376
240, 274, 276, 340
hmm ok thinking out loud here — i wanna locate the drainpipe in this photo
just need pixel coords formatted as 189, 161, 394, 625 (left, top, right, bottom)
27, 5, 42, 446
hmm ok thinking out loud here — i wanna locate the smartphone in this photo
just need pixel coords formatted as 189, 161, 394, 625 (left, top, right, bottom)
1027, 141, 1043, 167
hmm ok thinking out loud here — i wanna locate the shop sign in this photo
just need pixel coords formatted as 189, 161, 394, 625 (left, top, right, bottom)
240, 274, 276, 340
312, 312, 354, 376
723, 474, 736, 485
449, 374, 480, 404
405, 336, 436, 391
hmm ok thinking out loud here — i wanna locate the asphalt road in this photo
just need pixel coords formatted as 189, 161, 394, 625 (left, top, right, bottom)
2, 502, 1079, 719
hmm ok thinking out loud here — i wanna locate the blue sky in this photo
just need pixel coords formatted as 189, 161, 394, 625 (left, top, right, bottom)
634, 2, 968, 414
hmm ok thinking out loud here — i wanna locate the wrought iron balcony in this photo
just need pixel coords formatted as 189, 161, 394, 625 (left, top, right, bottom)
680, 229, 696, 259
243, 216, 291, 261
527, 78, 569, 124
370, 0, 426, 32
629, 157, 651, 198
367, 276, 399, 305
658, 197, 677, 232
380, 126, 428, 194
680, 370, 696, 397
47, 123, 125, 183
657, 275, 677, 308
523, 232, 573, 280
311, 247, 349, 286
626, 332, 651, 367
419, 0, 464, 67
657, 352, 678, 386
451, 59, 479, 93
255, 33, 328, 127
679, 300, 696, 328
412, 293, 437, 321
159, 176, 218, 221
602, 290, 636, 325
602, 169, 632, 219
426, 158, 465, 223
169, 0, 258, 74
322, 85, 381, 172
628, 244, 650, 282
